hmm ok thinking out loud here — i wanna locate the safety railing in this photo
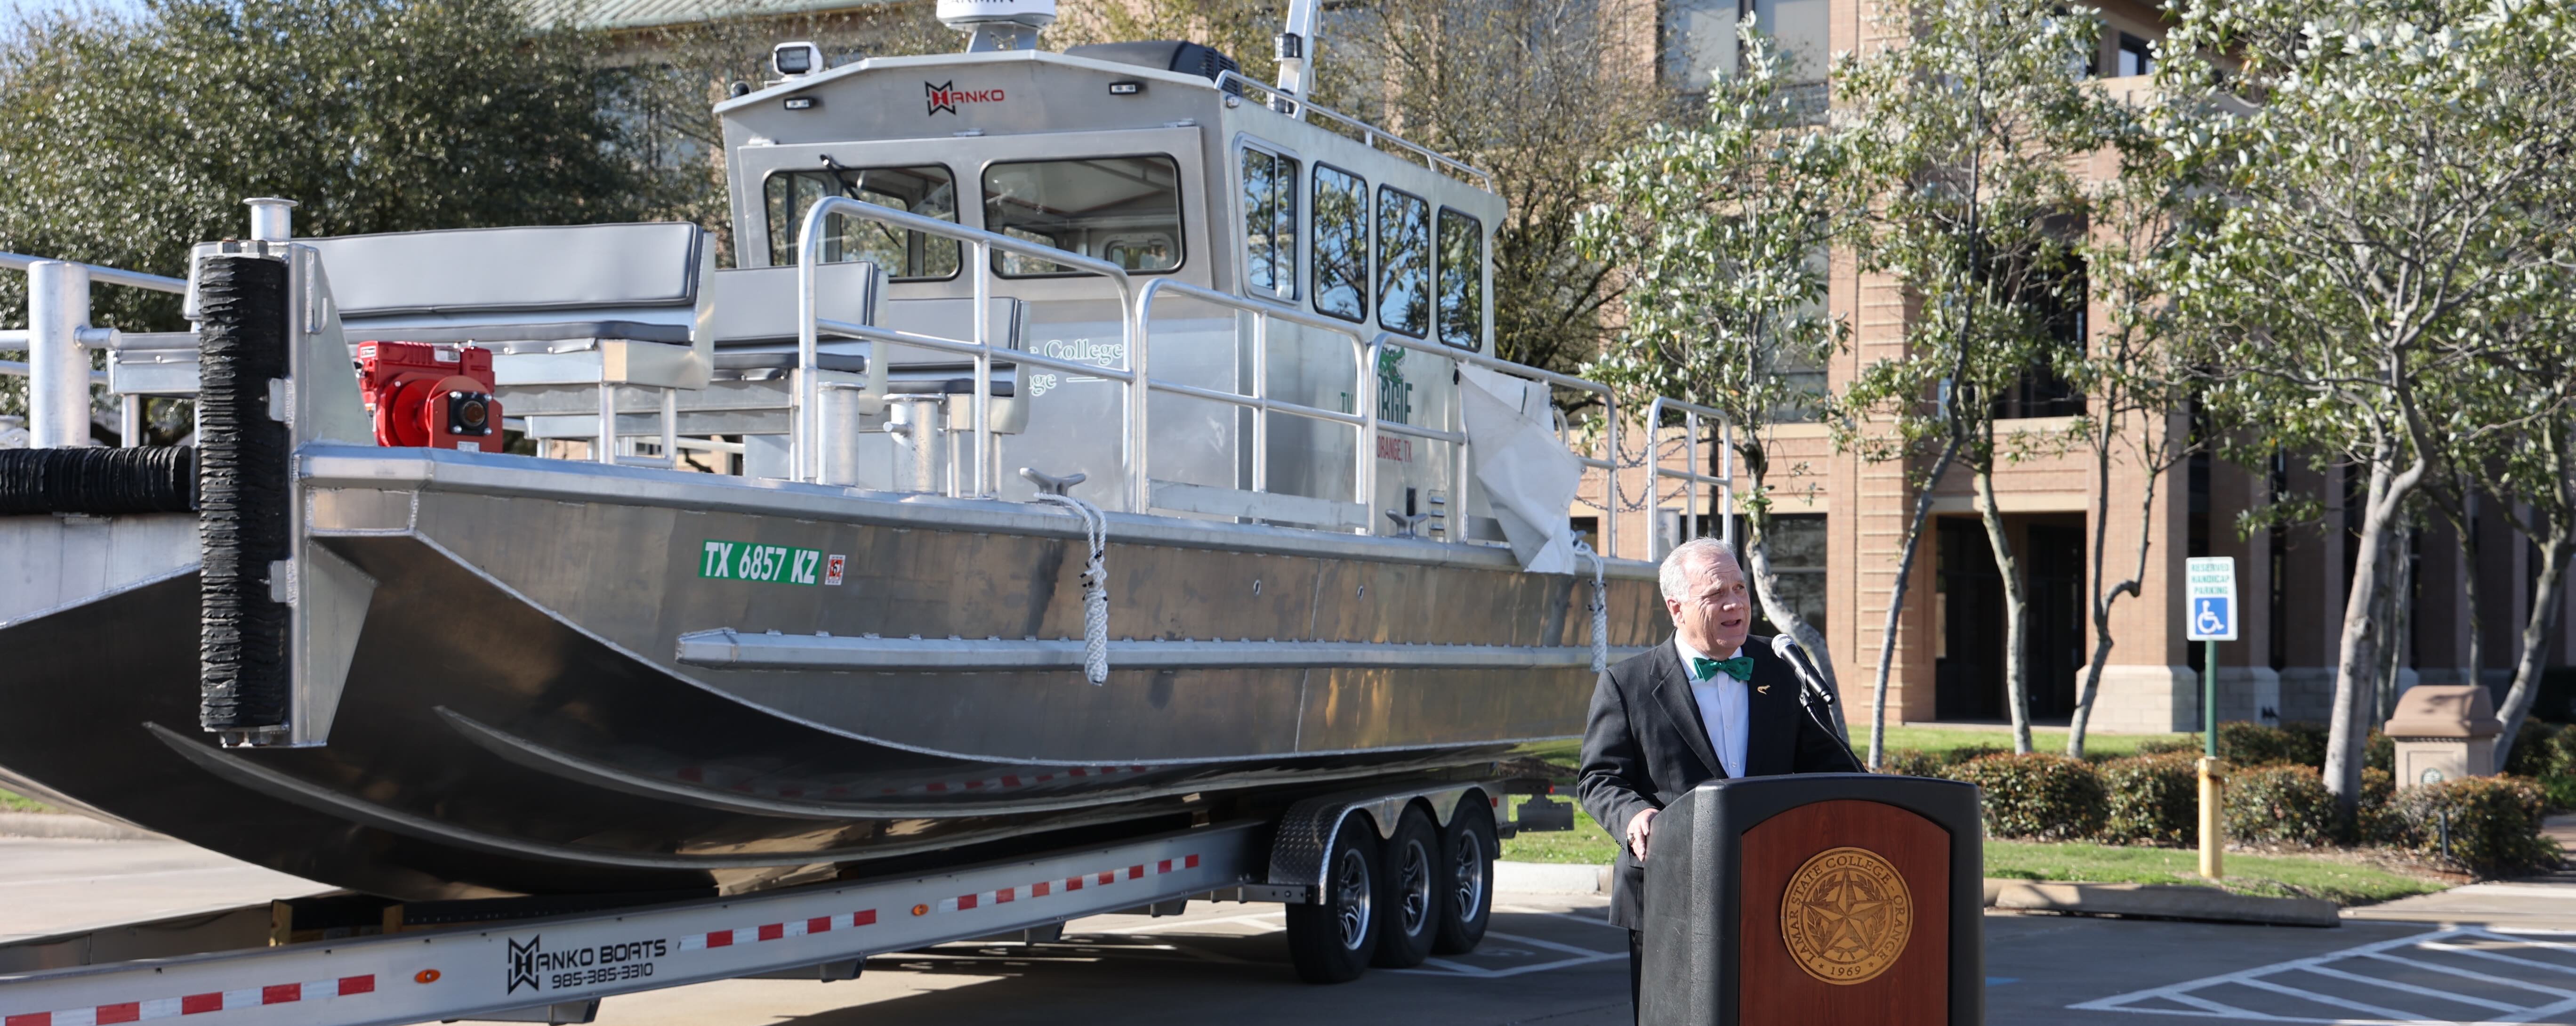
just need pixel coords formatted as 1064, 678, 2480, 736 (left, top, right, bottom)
1135, 278, 1378, 521
1646, 396, 1737, 557
1, 251, 191, 448
1372, 329, 1626, 557
792, 196, 1141, 499
1212, 72, 1497, 191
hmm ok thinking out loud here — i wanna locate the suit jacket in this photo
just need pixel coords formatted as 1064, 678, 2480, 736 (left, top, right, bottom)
1575, 635, 1862, 929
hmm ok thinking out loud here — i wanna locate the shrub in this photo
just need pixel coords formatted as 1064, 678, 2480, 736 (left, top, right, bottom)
1875, 749, 1950, 778
2217, 722, 2322, 767
2387, 776, 2562, 876
2367, 729, 2393, 773
2505, 720, 2565, 778
2356, 767, 2399, 845
2135, 736, 2198, 757
2225, 763, 2338, 845
2099, 754, 2198, 845
1948, 753, 2108, 841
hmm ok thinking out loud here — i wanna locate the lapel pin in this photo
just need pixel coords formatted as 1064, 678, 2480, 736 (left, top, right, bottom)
1757, 685, 1771, 694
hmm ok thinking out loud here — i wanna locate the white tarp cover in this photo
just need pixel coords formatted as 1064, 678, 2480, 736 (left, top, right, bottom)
1457, 364, 1582, 574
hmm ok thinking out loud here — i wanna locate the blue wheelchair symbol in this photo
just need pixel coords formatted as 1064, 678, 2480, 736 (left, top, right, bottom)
2194, 597, 2231, 637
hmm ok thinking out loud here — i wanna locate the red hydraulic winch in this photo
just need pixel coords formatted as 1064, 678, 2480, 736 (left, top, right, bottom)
356, 341, 502, 451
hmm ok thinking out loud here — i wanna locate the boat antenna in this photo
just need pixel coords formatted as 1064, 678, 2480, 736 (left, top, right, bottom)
937, 0, 1056, 53
1273, 0, 1321, 117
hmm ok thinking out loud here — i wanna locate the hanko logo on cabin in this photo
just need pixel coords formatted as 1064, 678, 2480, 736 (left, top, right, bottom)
926, 81, 1005, 115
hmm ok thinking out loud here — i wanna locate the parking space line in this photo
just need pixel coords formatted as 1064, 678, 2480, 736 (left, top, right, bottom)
1481, 930, 1622, 959
2359, 952, 2576, 999
1391, 952, 1626, 979
2295, 963, 2525, 1013
2073, 927, 2576, 1025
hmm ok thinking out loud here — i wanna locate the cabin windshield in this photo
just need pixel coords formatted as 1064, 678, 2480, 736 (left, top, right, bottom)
983, 155, 1184, 276
765, 165, 962, 279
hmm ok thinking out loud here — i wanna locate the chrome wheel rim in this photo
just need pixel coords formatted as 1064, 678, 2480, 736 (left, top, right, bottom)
1334, 846, 1372, 950
1398, 837, 1433, 935
1451, 831, 1485, 923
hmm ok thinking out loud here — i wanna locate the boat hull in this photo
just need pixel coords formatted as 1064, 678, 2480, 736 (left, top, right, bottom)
0, 450, 1659, 899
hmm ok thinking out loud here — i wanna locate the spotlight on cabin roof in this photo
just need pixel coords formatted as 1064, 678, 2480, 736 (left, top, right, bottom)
937, 0, 1056, 52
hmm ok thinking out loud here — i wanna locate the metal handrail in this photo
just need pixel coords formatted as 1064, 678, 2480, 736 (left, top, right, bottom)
793, 198, 1139, 497
1137, 278, 1377, 523
1213, 72, 1497, 191
1368, 329, 1624, 557
0, 252, 186, 294
1647, 396, 1738, 557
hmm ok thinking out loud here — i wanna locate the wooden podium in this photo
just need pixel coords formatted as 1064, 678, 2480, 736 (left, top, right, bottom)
1639, 774, 1982, 1026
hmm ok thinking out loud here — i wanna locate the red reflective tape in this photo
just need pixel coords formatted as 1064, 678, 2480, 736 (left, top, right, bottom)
808, 916, 834, 933
6, 1013, 52, 1026
779, 787, 805, 798
956, 894, 978, 910
1185, 854, 1200, 869
854, 909, 877, 926
1158, 859, 1172, 873
996, 889, 1015, 904
707, 930, 735, 948
339, 976, 375, 996
1128, 866, 1144, 880
1066, 876, 1084, 891
927, 783, 948, 792
262, 984, 299, 1005
759, 923, 785, 941
1097, 872, 1114, 885
95, 1004, 140, 1024
1033, 881, 1051, 897
963, 780, 983, 790
181, 993, 223, 1014
1001, 776, 1021, 787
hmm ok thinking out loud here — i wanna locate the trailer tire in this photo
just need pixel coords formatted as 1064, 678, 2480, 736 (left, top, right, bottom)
1371, 805, 1442, 968
1432, 795, 1497, 954
1287, 816, 1381, 983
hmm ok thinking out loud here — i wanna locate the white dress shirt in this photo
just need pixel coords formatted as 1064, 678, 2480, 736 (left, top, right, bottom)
1675, 637, 1749, 778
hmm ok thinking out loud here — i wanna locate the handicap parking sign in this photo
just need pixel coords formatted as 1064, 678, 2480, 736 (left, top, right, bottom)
2185, 558, 2237, 641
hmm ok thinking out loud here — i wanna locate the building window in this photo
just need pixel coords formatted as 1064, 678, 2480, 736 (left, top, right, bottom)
1241, 145, 1298, 300
2116, 33, 2153, 78
1312, 164, 1368, 322
1741, 514, 1828, 638
763, 165, 959, 279
1377, 186, 1431, 337
1996, 255, 2088, 419
983, 155, 1184, 277
1436, 209, 1484, 351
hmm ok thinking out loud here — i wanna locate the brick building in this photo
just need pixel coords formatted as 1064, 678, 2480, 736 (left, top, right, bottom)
1580, 0, 2576, 733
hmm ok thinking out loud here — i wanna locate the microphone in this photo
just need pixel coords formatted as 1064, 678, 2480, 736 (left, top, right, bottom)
1771, 634, 1865, 770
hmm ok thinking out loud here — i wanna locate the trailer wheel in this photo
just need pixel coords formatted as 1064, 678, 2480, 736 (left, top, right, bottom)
1432, 795, 1497, 954
1287, 816, 1380, 983
1370, 805, 1443, 968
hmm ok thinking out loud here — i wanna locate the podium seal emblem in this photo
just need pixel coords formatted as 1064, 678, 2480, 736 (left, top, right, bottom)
1779, 845, 1913, 985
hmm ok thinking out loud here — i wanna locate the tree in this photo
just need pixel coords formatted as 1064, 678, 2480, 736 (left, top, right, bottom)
2156, 0, 2576, 818
2063, 114, 2200, 758
1834, 0, 2121, 757
0, 0, 671, 432
1578, 26, 1855, 714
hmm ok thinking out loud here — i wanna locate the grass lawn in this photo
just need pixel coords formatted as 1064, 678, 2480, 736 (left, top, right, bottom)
1987, 840, 2444, 905
1502, 794, 1620, 864
0, 788, 55, 813
1868, 725, 2194, 760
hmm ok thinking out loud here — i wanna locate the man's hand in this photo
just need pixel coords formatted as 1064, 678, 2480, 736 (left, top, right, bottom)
1626, 808, 1658, 862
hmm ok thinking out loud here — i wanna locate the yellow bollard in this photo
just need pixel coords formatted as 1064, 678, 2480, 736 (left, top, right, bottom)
2198, 756, 2226, 880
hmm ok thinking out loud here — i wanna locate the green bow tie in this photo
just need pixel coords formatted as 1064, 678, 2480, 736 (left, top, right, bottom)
1692, 655, 1755, 682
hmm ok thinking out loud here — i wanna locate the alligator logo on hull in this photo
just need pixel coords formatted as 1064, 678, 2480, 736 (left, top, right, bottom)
926, 81, 1005, 115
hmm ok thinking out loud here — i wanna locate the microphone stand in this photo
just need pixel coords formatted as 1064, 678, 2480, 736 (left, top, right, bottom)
1771, 634, 1867, 770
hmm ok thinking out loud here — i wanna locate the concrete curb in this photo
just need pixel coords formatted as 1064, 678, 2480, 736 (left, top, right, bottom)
0, 811, 169, 841
1498, 861, 2341, 927
1497, 860, 1610, 894
1983, 879, 2341, 928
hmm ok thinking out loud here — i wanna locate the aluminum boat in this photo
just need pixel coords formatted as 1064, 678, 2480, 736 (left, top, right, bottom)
0, 0, 1729, 900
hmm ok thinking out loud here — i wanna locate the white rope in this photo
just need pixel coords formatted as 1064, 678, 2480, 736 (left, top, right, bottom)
1573, 540, 1608, 674
1034, 493, 1111, 685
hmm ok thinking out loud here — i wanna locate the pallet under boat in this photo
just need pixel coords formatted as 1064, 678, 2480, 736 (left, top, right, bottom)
0, 18, 1726, 902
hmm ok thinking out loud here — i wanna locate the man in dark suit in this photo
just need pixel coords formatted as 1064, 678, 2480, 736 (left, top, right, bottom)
1577, 536, 1861, 1019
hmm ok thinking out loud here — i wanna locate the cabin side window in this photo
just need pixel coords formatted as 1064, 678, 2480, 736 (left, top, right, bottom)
983, 155, 1185, 276
1312, 165, 1368, 322
1437, 209, 1485, 351
1240, 145, 1298, 301
1376, 187, 1431, 337
763, 165, 961, 280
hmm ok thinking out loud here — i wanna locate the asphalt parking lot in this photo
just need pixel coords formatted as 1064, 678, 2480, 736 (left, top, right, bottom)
12, 837, 2576, 1026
